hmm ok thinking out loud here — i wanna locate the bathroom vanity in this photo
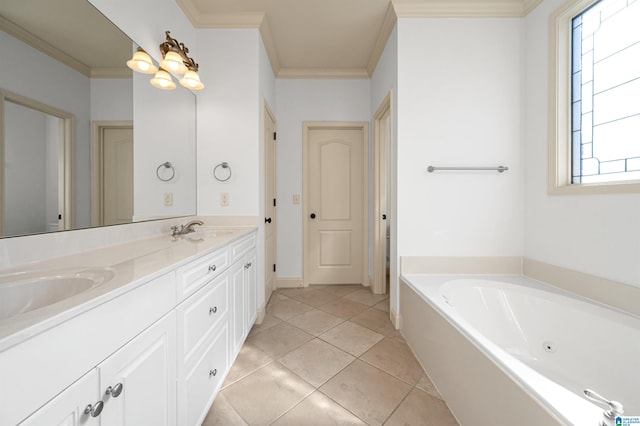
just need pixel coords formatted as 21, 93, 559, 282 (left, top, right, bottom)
0, 226, 257, 426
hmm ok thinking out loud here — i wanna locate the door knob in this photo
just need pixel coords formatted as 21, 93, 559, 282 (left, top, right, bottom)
265, 217, 272, 223
310, 213, 316, 219
382, 214, 387, 220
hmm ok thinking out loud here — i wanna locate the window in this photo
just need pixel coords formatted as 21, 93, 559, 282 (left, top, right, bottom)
549, 0, 640, 193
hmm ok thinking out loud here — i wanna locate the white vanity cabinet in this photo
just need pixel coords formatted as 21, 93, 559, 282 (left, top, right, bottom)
3, 228, 258, 426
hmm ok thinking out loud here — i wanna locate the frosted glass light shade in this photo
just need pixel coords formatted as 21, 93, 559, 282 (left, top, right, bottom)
179, 70, 205, 91
150, 69, 176, 90
160, 51, 188, 74
126, 49, 158, 74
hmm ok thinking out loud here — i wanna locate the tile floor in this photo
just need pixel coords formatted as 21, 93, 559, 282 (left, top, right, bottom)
203, 285, 459, 426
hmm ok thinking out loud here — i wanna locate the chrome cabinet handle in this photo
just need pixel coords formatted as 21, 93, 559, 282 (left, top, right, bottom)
209, 306, 217, 314
209, 369, 217, 378
244, 262, 252, 269
208, 264, 217, 273
84, 401, 104, 417
106, 383, 123, 398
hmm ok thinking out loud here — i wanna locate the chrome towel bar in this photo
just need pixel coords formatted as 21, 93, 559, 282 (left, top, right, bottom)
427, 165, 509, 173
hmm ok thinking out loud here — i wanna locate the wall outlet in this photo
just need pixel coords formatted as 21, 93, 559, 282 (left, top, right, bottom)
293, 194, 301, 205
220, 192, 229, 206
163, 192, 173, 206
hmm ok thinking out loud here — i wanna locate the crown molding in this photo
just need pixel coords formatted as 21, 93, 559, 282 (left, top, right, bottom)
0, 15, 91, 77
367, 3, 398, 77
277, 68, 370, 79
392, 1, 526, 18
523, 0, 544, 15
259, 17, 280, 77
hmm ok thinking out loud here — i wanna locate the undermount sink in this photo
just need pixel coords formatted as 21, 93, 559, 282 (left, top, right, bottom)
0, 268, 115, 320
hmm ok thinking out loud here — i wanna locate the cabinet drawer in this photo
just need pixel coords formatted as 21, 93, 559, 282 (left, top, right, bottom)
176, 247, 229, 301
183, 324, 228, 426
229, 232, 256, 263
177, 274, 229, 365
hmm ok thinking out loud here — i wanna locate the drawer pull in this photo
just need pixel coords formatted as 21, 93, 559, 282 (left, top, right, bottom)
244, 262, 252, 269
209, 306, 218, 315
209, 369, 217, 378
84, 401, 104, 417
106, 383, 123, 398
208, 264, 217, 273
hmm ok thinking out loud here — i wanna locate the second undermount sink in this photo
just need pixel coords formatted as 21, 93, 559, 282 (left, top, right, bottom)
0, 268, 115, 321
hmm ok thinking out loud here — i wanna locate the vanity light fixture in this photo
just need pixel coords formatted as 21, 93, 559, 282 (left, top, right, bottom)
126, 48, 158, 74
126, 31, 204, 91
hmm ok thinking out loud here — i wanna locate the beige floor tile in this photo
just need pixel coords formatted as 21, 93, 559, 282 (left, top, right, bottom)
248, 312, 282, 337
247, 322, 313, 358
277, 287, 317, 298
373, 299, 390, 312
384, 388, 458, 426
222, 342, 273, 388
320, 360, 411, 426
286, 309, 344, 336
277, 339, 355, 387
287, 289, 340, 307
350, 308, 395, 336
222, 363, 314, 426
202, 393, 247, 426
415, 373, 443, 400
271, 391, 367, 426
343, 289, 389, 306
319, 321, 384, 357
267, 297, 315, 321
317, 284, 362, 297
361, 337, 424, 385
318, 298, 369, 319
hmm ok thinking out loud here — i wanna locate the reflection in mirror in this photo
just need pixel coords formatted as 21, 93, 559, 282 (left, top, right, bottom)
0, 0, 196, 238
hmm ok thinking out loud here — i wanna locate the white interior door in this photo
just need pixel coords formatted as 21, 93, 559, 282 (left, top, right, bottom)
94, 124, 133, 226
304, 124, 366, 285
264, 104, 277, 303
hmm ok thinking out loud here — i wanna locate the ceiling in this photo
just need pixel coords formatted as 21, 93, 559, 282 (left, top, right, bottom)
0, 0, 539, 80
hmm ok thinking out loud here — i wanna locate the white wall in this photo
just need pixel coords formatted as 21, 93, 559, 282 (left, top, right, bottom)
524, 0, 640, 287
274, 79, 371, 279
90, 78, 133, 121
195, 29, 261, 216
396, 18, 524, 259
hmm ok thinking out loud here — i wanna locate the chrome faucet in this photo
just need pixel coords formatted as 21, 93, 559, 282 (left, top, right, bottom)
171, 219, 204, 236
584, 389, 624, 426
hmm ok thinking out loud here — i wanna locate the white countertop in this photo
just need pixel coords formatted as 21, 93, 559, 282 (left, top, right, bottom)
0, 226, 256, 352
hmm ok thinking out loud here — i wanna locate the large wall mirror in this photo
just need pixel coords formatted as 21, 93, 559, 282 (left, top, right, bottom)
0, 0, 197, 238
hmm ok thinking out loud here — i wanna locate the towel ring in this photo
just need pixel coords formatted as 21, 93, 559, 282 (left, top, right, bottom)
213, 162, 232, 182
156, 162, 175, 182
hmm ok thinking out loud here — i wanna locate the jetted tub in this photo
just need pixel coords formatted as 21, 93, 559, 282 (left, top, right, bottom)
400, 274, 640, 425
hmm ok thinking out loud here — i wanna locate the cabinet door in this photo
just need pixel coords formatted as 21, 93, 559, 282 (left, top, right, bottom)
98, 312, 177, 426
230, 260, 245, 357
244, 249, 257, 327
20, 370, 100, 426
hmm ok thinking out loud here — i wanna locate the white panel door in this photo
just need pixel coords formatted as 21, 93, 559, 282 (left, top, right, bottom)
102, 127, 133, 225
305, 125, 364, 285
264, 105, 277, 303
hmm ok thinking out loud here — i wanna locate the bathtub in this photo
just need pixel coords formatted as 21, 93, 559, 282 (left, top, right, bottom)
400, 274, 640, 426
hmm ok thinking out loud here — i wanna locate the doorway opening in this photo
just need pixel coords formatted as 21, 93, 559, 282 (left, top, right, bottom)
0, 89, 74, 236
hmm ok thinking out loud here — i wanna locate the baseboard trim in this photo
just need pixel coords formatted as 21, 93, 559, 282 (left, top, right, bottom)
390, 306, 402, 330
255, 303, 266, 325
276, 277, 304, 288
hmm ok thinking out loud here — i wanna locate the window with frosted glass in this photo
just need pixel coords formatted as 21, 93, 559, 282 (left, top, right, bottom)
571, 0, 640, 184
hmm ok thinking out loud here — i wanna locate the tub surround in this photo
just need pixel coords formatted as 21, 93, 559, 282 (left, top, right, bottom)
401, 256, 639, 318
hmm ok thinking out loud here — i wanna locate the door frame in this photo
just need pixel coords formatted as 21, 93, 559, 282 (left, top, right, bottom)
91, 121, 133, 226
372, 92, 393, 294
302, 121, 369, 287
0, 89, 75, 234
263, 101, 277, 309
